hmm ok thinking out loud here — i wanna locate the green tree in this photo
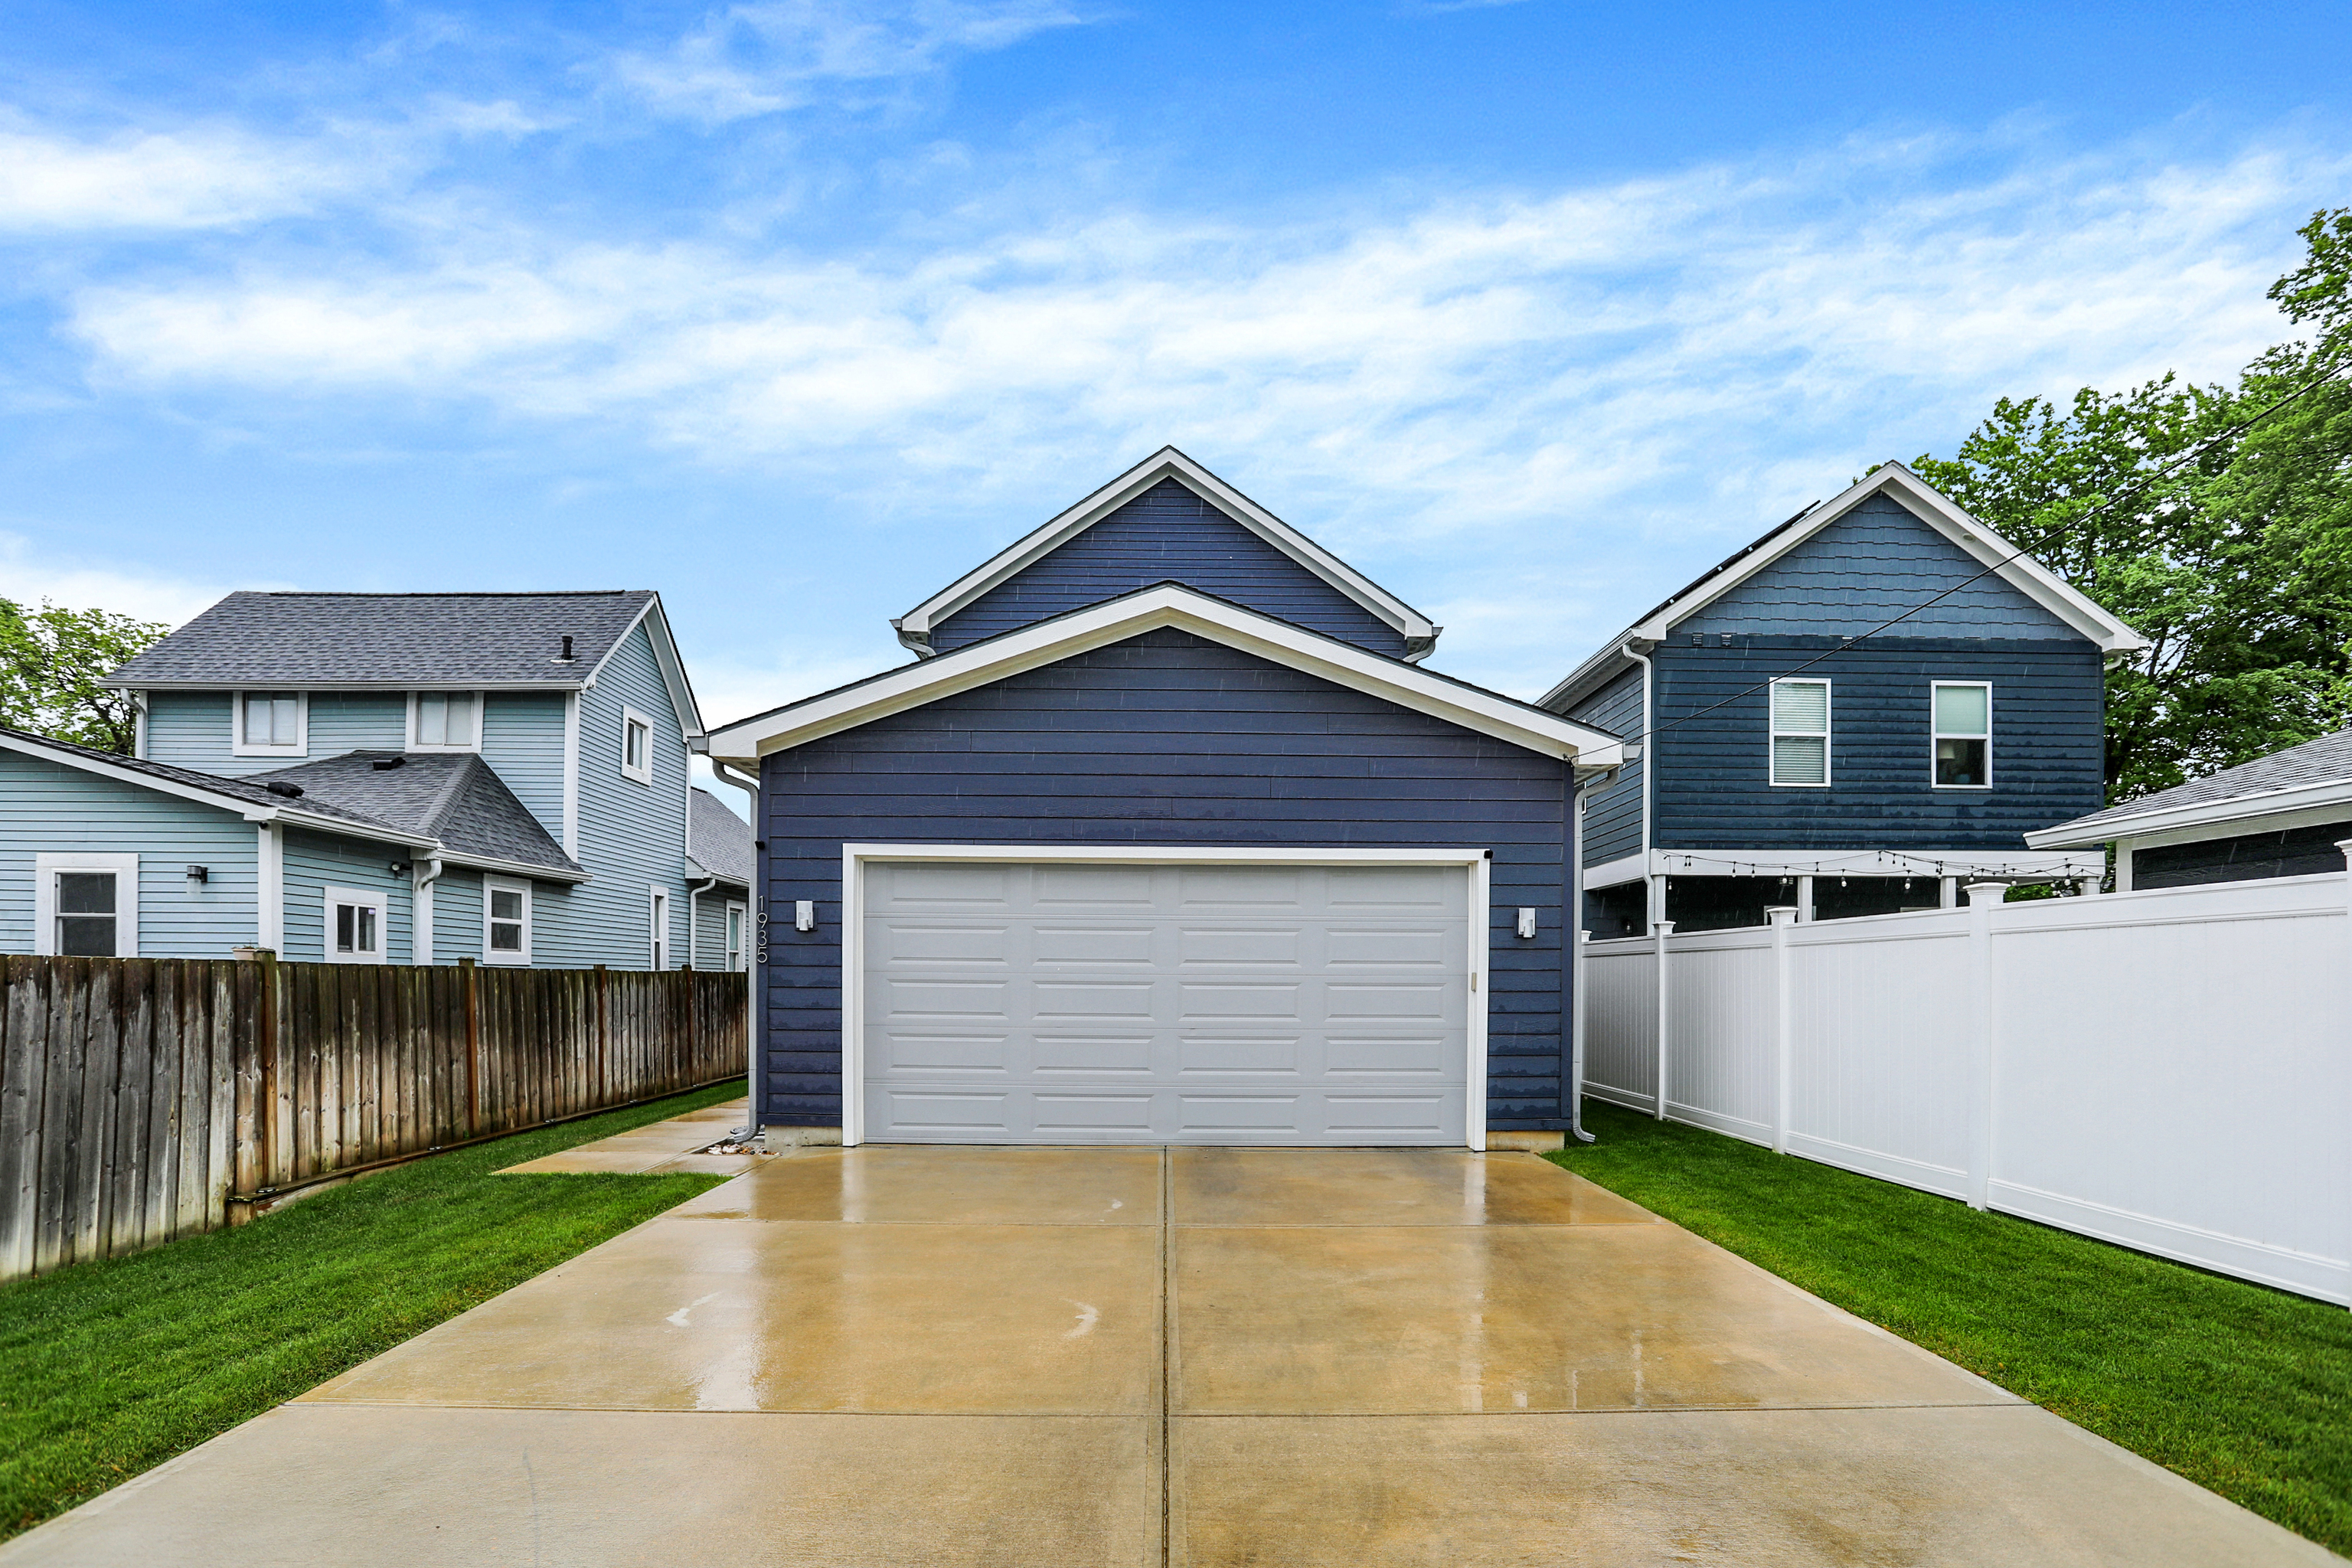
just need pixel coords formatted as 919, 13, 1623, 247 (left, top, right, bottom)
0, 600, 170, 754
1913, 207, 2352, 804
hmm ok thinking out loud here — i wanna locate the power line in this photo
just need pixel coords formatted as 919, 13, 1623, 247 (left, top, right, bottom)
1618, 354, 2352, 749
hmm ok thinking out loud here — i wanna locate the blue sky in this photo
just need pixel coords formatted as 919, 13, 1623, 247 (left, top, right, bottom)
4, 0, 2349, 803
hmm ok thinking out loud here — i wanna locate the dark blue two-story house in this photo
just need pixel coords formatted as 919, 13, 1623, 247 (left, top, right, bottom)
706, 448, 1624, 1151
1540, 462, 2145, 936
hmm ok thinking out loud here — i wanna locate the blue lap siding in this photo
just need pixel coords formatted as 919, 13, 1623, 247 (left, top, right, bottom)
756, 627, 1574, 1132
1650, 637, 2106, 850
928, 478, 1409, 658
1566, 666, 1645, 867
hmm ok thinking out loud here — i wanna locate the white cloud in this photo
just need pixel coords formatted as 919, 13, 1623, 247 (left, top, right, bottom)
0, 122, 356, 232
616, 0, 1088, 122
66, 130, 2341, 570
0, 533, 253, 628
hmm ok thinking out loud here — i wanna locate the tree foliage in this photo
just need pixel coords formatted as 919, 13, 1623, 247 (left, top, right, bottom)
1913, 207, 2352, 803
0, 601, 169, 755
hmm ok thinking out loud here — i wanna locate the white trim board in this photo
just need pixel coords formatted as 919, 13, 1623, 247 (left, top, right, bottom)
836, 843, 1494, 1152
1646, 848, 2102, 880
2029, 777, 2352, 849
580, 593, 707, 741
890, 447, 1438, 658
708, 585, 1622, 769
33, 852, 139, 957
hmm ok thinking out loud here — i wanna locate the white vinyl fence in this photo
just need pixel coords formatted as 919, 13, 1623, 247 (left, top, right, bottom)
1583, 871, 2352, 1305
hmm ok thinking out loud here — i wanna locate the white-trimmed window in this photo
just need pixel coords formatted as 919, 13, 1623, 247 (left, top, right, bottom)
483, 877, 532, 964
34, 853, 139, 956
725, 902, 746, 972
232, 691, 307, 757
325, 885, 389, 965
620, 707, 654, 785
1933, 681, 1993, 788
1769, 679, 1831, 787
649, 887, 670, 969
410, 691, 482, 752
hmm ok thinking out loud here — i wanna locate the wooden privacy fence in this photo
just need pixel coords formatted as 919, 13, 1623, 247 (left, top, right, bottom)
0, 955, 748, 1283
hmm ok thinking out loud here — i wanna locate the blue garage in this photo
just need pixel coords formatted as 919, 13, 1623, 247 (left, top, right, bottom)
704, 449, 1622, 1148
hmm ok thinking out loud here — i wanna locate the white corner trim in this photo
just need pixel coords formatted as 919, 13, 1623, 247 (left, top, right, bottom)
619, 704, 655, 786
33, 852, 139, 957
228, 688, 309, 758
562, 691, 580, 857
406, 690, 485, 753
836, 843, 1493, 1152
482, 875, 533, 965
322, 884, 390, 965
1627, 464, 2148, 655
707, 585, 1622, 768
258, 825, 284, 950
2027, 776, 2352, 849
892, 447, 1437, 645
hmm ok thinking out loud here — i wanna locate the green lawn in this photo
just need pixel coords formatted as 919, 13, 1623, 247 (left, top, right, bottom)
0, 1080, 743, 1543
1550, 1099, 2352, 1555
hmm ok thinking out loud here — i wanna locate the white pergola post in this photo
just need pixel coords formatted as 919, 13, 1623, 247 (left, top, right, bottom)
1651, 919, 1675, 1120
1767, 905, 1798, 1154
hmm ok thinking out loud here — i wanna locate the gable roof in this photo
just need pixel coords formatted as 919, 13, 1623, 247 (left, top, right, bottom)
686, 787, 753, 886
708, 582, 1622, 769
890, 447, 1440, 662
2027, 729, 2352, 849
0, 727, 436, 848
1540, 463, 2149, 713
250, 752, 586, 880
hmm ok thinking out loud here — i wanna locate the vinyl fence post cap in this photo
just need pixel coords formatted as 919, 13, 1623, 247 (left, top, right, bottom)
1964, 881, 2007, 906
1765, 906, 1800, 926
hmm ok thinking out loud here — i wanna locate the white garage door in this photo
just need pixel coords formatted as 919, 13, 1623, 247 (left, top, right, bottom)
859, 859, 1472, 1145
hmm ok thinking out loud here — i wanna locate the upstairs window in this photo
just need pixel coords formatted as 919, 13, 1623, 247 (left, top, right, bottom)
413, 692, 480, 750
234, 691, 305, 756
1769, 679, 1831, 786
1933, 682, 1992, 787
621, 707, 654, 785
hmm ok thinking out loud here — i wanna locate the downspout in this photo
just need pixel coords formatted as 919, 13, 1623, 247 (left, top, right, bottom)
1621, 639, 1660, 932
413, 855, 444, 965
712, 759, 763, 1132
688, 873, 720, 969
1566, 769, 1607, 1144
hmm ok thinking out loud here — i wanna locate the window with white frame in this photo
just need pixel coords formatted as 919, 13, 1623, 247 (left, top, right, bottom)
620, 707, 654, 785
1933, 681, 1993, 787
35, 853, 139, 956
233, 691, 306, 756
725, 902, 746, 972
484, 877, 532, 964
325, 886, 389, 964
411, 691, 481, 751
649, 887, 669, 969
1769, 679, 1831, 786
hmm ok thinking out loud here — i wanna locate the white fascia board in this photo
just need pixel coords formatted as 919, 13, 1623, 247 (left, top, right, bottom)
583, 594, 707, 739
1652, 846, 2103, 878
893, 448, 1437, 645
440, 851, 592, 884
1628, 464, 2149, 655
2025, 776, 2352, 849
708, 586, 1622, 768
1539, 641, 1641, 714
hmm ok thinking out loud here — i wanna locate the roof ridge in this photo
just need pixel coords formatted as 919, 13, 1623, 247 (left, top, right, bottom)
413, 753, 488, 838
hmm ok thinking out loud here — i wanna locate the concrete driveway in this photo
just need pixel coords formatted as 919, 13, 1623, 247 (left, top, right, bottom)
2, 1142, 2334, 1566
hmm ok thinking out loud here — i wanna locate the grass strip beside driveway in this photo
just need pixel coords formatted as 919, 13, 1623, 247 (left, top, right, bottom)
1550, 1099, 2352, 1556
0, 1080, 744, 1543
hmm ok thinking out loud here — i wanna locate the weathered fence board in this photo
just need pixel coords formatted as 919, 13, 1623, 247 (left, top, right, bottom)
0, 955, 746, 1282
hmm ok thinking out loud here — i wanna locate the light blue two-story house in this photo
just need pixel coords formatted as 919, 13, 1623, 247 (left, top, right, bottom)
1540, 463, 2146, 935
1, 591, 750, 970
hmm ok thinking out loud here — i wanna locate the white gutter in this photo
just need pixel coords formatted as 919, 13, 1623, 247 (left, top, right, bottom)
2026, 775, 2352, 849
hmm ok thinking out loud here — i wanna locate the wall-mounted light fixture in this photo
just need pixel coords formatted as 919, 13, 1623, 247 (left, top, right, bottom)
185, 864, 210, 887
389, 861, 412, 877
794, 900, 816, 933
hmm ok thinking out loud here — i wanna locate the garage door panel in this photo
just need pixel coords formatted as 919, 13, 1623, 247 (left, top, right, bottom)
865, 861, 1472, 1145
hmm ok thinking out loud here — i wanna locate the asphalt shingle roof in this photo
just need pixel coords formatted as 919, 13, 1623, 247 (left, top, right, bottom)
106, 591, 655, 688
250, 753, 584, 877
687, 787, 753, 885
2047, 727, 2352, 836
0, 726, 418, 840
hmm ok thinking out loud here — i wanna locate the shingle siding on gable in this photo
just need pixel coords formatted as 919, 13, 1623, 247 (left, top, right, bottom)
758, 627, 1573, 1132
1679, 495, 2077, 639
1649, 638, 2106, 851
928, 479, 1408, 657
0, 749, 261, 958
554, 622, 691, 969
1567, 666, 1645, 867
